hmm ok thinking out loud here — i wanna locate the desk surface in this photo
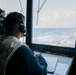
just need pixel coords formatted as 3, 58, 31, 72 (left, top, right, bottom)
41, 52, 73, 64
34, 51, 73, 75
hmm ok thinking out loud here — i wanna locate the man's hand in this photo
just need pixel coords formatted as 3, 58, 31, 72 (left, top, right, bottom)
36, 53, 41, 57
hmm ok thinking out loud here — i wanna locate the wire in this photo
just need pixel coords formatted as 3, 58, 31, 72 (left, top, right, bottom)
19, 0, 24, 14
36, 0, 47, 25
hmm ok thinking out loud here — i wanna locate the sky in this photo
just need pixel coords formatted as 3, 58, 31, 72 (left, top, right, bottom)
0, 0, 27, 15
0, 0, 76, 28
33, 0, 76, 28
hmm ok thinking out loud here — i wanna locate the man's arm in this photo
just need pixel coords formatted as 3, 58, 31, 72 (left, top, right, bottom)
5, 45, 47, 75
20, 45, 47, 75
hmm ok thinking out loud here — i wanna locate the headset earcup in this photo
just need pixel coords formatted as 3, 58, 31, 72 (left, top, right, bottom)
19, 25, 25, 33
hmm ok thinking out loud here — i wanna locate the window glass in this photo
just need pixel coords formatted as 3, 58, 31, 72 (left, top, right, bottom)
32, 0, 76, 48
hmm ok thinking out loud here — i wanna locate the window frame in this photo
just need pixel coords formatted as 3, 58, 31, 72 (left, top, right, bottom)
26, 0, 76, 57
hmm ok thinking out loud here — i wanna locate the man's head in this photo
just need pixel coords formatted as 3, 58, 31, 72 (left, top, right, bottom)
0, 8, 5, 20
3, 12, 26, 39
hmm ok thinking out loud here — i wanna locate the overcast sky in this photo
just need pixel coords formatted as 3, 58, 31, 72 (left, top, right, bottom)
33, 0, 76, 28
0, 0, 76, 28
0, 0, 26, 15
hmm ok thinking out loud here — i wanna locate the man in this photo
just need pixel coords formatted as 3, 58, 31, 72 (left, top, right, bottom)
0, 12, 47, 75
0, 8, 5, 35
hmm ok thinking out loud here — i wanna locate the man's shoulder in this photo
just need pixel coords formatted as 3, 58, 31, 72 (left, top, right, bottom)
17, 45, 33, 55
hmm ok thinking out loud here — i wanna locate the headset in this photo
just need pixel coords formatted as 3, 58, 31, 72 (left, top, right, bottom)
0, 12, 26, 36
9, 13, 26, 34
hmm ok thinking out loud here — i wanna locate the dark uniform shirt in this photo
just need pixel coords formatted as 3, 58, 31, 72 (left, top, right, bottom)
5, 45, 47, 75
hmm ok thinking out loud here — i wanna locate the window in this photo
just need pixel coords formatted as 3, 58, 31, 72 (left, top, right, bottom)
26, 0, 76, 56
0, 0, 27, 43
32, 0, 76, 48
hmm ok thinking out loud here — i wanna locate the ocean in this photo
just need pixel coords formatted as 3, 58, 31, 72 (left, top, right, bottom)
32, 28, 76, 48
